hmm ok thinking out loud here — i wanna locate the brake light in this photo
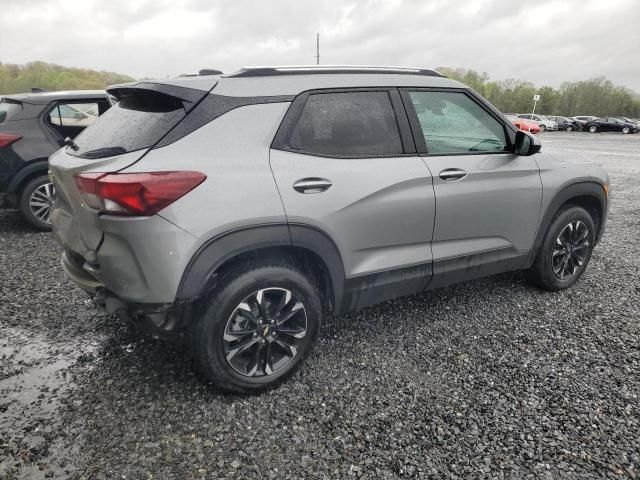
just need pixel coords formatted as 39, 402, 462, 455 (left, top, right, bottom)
0, 133, 22, 148
73, 171, 206, 216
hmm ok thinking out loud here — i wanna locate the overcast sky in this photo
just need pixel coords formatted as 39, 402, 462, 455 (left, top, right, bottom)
1, 0, 639, 91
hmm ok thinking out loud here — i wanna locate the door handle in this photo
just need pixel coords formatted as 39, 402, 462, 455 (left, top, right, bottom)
439, 168, 467, 181
293, 178, 332, 193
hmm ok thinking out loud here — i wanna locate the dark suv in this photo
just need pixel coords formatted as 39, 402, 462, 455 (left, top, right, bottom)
0, 90, 110, 229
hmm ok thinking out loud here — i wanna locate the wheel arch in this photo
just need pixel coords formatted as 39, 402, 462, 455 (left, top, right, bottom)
532, 181, 607, 262
176, 224, 345, 315
7, 159, 50, 194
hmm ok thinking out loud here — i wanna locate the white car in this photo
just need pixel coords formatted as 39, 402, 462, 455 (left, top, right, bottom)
517, 114, 558, 132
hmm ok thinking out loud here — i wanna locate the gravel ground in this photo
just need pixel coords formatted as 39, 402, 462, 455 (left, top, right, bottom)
1, 132, 639, 479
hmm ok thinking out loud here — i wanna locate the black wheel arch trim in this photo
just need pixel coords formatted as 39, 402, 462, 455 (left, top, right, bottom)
175, 223, 346, 313
7, 159, 50, 193
530, 180, 607, 263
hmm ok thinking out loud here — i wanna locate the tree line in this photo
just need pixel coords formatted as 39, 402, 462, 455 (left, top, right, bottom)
2, 61, 638, 118
0, 61, 133, 95
438, 67, 640, 118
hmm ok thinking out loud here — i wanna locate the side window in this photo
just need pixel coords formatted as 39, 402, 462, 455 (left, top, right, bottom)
288, 91, 403, 157
49, 102, 100, 128
408, 91, 508, 155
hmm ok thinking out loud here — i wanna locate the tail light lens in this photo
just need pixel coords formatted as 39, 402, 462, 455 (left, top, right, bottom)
0, 133, 22, 148
73, 171, 206, 216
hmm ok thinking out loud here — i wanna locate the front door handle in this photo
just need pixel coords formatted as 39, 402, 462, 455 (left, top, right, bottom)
293, 178, 332, 194
439, 168, 467, 181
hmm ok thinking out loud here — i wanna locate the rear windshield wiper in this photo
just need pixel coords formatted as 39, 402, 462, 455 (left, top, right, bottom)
79, 146, 128, 159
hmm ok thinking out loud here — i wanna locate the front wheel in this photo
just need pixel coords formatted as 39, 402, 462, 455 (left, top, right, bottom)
19, 175, 55, 231
539, 124, 546, 132
525, 206, 595, 291
566, 125, 574, 132
589, 125, 598, 133
622, 127, 630, 134
189, 261, 322, 393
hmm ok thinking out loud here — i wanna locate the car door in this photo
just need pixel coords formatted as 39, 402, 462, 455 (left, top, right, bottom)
269, 89, 436, 310
400, 88, 542, 288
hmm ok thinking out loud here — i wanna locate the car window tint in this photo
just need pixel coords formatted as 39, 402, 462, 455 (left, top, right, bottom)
49, 103, 100, 127
408, 91, 507, 155
72, 91, 186, 159
288, 91, 403, 157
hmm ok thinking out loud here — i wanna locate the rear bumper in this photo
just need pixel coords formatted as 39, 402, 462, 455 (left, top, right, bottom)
61, 250, 191, 337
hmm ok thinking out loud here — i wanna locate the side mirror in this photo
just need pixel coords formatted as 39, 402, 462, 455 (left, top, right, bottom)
515, 130, 541, 156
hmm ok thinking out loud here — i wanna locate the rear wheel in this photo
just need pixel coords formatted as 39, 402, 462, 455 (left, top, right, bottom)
566, 125, 574, 132
589, 125, 598, 133
189, 260, 322, 393
19, 175, 55, 231
525, 206, 595, 291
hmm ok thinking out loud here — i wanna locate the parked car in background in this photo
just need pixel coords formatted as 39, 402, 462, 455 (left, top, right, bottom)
572, 116, 598, 130
584, 117, 639, 134
620, 117, 640, 128
505, 114, 541, 134
50, 66, 608, 393
516, 114, 558, 132
547, 116, 578, 131
0, 90, 110, 230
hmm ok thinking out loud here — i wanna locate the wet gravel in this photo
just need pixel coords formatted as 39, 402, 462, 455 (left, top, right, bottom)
1, 132, 639, 479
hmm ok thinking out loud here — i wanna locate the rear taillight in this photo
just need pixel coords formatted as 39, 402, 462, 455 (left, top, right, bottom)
0, 133, 22, 148
73, 171, 206, 216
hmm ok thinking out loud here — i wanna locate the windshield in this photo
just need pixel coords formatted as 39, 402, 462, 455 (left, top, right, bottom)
0, 99, 22, 124
71, 90, 187, 159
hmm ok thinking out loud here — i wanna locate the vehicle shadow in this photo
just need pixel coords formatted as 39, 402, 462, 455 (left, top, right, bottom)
0, 208, 43, 234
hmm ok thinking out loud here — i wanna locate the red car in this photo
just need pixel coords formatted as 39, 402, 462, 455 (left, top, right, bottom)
505, 114, 541, 134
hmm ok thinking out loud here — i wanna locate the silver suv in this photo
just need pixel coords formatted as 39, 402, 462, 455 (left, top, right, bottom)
50, 66, 609, 393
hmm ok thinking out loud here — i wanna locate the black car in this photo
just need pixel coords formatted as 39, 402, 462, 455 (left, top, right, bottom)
0, 90, 110, 229
547, 116, 578, 132
584, 117, 639, 134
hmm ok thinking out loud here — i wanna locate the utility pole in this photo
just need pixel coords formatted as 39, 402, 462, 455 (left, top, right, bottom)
315, 33, 320, 65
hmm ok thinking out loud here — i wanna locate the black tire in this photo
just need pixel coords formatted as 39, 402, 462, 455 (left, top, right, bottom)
622, 127, 630, 134
19, 175, 55, 231
189, 260, 322, 393
566, 125, 574, 132
525, 206, 595, 291
539, 124, 546, 132
589, 125, 598, 133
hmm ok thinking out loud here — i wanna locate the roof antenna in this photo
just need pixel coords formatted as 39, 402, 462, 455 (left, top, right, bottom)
315, 33, 320, 65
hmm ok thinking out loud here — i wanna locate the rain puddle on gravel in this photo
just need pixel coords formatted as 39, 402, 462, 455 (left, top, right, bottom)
0, 325, 96, 479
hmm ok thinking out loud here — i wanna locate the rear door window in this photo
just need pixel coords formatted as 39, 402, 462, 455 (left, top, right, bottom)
287, 91, 403, 157
407, 90, 508, 155
47, 100, 110, 140
0, 99, 22, 124
72, 91, 187, 159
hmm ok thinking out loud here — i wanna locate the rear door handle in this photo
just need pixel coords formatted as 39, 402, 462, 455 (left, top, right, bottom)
293, 178, 332, 193
439, 168, 467, 181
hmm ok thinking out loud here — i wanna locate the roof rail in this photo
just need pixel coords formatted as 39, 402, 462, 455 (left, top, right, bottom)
223, 65, 444, 78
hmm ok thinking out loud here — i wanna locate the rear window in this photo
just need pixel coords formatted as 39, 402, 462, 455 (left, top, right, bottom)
0, 99, 22, 124
71, 90, 186, 159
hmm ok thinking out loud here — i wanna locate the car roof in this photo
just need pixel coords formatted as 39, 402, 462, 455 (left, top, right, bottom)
1, 90, 107, 104
120, 65, 465, 98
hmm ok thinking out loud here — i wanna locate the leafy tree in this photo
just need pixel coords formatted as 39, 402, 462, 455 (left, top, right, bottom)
437, 67, 640, 117
0, 61, 134, 94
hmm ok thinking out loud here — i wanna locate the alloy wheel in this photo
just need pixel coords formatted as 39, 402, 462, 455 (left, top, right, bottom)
551, 220, 590, 280
29, 182, 56, 225
223, 288, 307, 377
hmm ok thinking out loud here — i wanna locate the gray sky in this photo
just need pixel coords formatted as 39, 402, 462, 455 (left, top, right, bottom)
1, 0, 639, 91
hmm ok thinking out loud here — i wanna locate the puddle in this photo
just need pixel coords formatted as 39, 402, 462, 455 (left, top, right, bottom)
0, 325, 98, 479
